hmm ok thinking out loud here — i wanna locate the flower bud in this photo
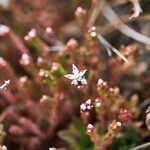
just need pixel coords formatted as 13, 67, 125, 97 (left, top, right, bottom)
74, 7, 87, 17
45, 27, 54, 37
0, 24, 9, 37
0, 57, 7, 68
87, 26, 97, 39
19, 53, 30, 66
65, 38, 78, 51
94, 98, 103, 108
9, 125, 25, 135
24, 28, 36, 41
118, 109, 132, 122
97, 79, 108, 89
87, 123, 94, 133
108, 120, 122, 135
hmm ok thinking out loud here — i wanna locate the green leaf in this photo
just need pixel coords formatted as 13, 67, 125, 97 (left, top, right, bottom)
73, 118, 93, 148
111, 128, 142, 150
58, 119, 93, 150
53, 66, 66, 78
58, 130, 80, 149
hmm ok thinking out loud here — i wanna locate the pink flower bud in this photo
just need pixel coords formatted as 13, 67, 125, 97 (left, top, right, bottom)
87, 26, 97, 38
66, 38, 78, 51
39, 69, 49, 78
51, 62, 59, 72
87, 123, 94, 133
94, 98, 103, 108
19, 53, 30, 66
24, 28, 36, 41
19, 76, 28, 84
74, 7, 87, 17
97, 79, 108, 88
36, 57, 45, 66
0, 25, 9, 37
0, 57, 7, 68
124, 45, 136, 56
9, 125, 25, 135
45, 27, 54, 36
118, 109, 132, 122
40, 95, 49, 103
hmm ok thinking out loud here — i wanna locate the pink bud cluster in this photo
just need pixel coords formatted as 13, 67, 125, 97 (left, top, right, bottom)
19, 53, 30, 66
118, 109, 132, 122
97, 79, 108, 89
24, 28, 36, 41
87, 26, 97, 38
65, 38, 78, 51
74, 7, 87, 17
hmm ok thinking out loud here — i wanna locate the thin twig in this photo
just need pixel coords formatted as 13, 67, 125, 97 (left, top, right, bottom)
130, 142, 150, 150
97, 34, 129, 63
101, 1, 150, 46
87, 0, 103, 26
129, 0, 142, 19
98, 14, 150, 35
87, 0, 128, 62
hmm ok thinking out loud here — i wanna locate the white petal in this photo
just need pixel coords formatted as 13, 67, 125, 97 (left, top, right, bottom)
77, 85, 81, 89
81, 78, 87, 85
87, 124, 93, 129
71, 80, 78, 85
72, 64, 79, 76
86, 99, 92, 105
80, 104, 86, 110
79, 69, 87, 77
64, 74, 75, 80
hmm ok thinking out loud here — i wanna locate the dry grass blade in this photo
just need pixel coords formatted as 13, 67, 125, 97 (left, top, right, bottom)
97, 34, 129, 63
130, 142, 150, 150
87, 0, 104, 26
101, 1, 150, 46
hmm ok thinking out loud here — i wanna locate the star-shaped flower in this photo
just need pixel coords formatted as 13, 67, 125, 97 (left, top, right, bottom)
65, 64, 87, 89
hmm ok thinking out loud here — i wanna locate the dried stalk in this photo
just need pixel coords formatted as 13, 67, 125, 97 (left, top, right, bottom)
129, 0, 142, 19
88, 0, 128, 63
97, 34, 129, 63
101, 1, 150, 46
130, 142, 150, 150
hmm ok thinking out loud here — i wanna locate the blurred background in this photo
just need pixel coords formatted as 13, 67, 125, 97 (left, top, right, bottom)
0, 0, 150, 150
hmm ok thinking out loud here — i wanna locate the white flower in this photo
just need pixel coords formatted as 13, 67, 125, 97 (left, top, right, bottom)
2, 145, 8, 150
87, 123, 94, 133
80, 103, 86, 111
2, 145, 7, 150
65, 64, 87, 89
80, 99, 93, 111
0, 79, 11, 91
49, 148, 56, 150
87, 123, 93, 129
